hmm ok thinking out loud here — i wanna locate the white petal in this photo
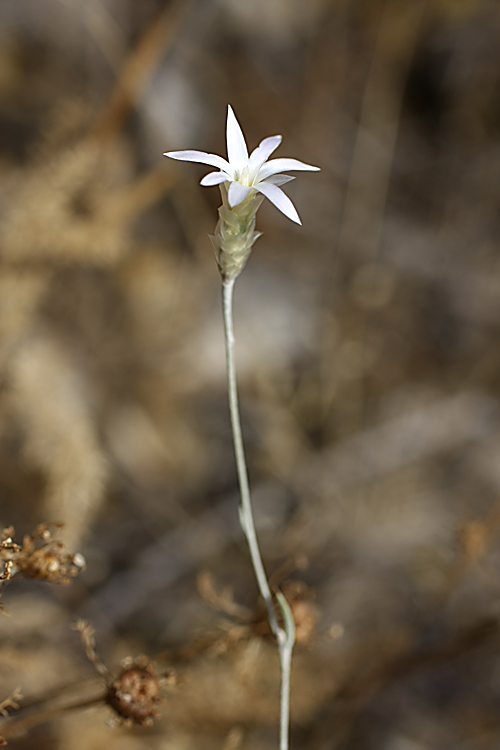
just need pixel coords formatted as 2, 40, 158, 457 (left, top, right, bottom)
258, 157, 320, 181
200, 171, 228, 186
164, 150, 232, 174
226, 106, 248, 169
265, 174, 295, 186
248, 135, 282, 171
256, 182, 301, 224
228, 181, 252, 207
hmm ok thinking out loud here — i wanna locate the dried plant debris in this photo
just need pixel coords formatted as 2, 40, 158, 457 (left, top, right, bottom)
0, 689, 22, 719
0, 140, 132, 267
73, 618, 110, 678
198, 571, 320, 650
0, 689, 22, 746
197, 570, 252, 622
1, 532, 17, 612
0, 524, 86, 585
106, 657, 164, 727
74, 620, 176, 727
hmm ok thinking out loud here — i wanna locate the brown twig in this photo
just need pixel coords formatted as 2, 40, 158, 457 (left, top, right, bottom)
0, 694, 104, 741
90, 0, 193, 145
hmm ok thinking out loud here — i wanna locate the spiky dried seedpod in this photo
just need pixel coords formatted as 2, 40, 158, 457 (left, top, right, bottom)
106, 657, 162, 727
75, 620, 175, 728
0, 524, 86, 585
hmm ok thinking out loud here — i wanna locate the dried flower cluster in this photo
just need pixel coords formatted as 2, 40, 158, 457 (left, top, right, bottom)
74, 619, 175, 727
0, 524, 86, 585
106, 657, 164, 727
0, 689, 22, 745
198, 571, 320, 649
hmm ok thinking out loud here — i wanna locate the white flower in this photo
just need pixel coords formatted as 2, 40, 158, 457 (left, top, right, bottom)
164, 105, 319, 225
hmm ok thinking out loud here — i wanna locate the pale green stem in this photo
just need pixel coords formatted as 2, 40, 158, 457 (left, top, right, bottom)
279, 627, 294, 750
222, 278, 295, 750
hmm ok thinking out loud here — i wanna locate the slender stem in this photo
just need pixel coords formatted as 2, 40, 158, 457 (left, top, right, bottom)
276, 591, 296, 750
280, 639, 293, 750
222, 278, 295, 750
222, 278, 279, 635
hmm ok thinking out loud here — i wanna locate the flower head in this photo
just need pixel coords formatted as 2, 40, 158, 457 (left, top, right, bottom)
164, 105, 319, 225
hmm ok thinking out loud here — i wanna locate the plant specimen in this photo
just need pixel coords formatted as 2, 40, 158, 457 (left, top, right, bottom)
164, 105, 319, 750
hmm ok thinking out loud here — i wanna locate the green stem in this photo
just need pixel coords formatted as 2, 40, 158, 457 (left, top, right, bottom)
222, 278, 295, 750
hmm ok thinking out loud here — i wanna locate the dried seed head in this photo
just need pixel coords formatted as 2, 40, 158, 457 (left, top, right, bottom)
0, 560, 14, 584
0, 532, 18, 613
0, 524, 86, 585
0, 528, 20, 559
106, 658, 162, 726
75, 620, 175, 727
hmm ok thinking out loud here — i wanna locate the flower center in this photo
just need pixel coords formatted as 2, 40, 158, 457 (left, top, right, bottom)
235, 166, 256, 187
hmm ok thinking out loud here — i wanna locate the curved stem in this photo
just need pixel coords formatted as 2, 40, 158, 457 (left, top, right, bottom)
222, 278, 295, 750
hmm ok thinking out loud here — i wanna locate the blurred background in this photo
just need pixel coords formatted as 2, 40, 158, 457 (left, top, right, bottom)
1, 0, 500, 748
